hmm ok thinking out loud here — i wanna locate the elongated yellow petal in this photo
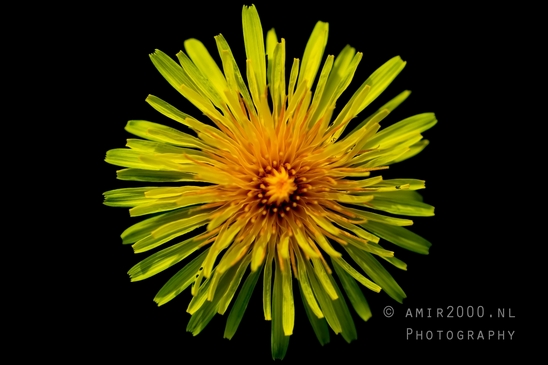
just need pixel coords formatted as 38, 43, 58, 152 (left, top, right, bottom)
298, 21, 329, 90
242, 5, 267, 104
185, 38, 230, 105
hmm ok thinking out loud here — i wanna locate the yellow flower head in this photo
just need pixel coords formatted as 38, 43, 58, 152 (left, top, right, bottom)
104, 4, 435, 360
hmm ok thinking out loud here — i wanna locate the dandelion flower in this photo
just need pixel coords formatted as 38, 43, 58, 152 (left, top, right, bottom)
104, 4, 435, 360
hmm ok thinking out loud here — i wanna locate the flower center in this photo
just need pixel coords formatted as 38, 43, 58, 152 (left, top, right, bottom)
263, 167, 297, 206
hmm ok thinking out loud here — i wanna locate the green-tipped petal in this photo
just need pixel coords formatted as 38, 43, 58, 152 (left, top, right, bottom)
129, 236, 204, 281
346, 246, 407, 303
306, 260, 342, 334
366, 190, 435, 217
363, 220, 432, 254
224, 261, 262, 339
299, 284, 330, 345
271, 256, 290, 360
154, 249, 210, 306
327, 274, 357, 343
332, 258, 372, 322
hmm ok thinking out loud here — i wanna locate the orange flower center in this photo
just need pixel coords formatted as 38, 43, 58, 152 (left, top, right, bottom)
263, 167, 297, 206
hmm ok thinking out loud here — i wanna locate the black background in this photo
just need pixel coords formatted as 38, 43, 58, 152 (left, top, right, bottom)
87, 1, 528, 362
